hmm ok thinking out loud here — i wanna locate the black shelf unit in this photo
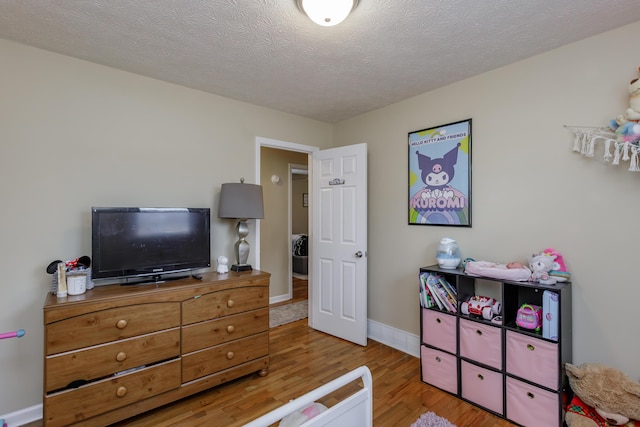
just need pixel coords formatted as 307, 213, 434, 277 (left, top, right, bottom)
419, 265, 572, 427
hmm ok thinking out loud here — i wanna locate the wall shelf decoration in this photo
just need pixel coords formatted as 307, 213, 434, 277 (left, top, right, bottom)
565, 125, 640, 172
567, 67, 640, 173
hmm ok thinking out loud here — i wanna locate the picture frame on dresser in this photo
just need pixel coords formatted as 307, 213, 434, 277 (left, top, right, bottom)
408, 118, 472, 227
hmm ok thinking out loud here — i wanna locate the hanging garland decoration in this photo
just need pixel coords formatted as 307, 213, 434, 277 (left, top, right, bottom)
564, 125, 640, 171
566, 67, 640, 172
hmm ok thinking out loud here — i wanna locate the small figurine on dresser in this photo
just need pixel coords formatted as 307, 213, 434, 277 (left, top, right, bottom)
216, 256, 229, 274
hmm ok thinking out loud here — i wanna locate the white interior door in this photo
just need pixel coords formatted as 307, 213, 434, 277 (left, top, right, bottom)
310, 143, 368, 346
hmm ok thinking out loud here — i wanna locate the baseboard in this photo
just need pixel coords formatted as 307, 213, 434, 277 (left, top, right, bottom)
1, 403, 42, 427
269, 293, 292, 304
367, 319, 420, 358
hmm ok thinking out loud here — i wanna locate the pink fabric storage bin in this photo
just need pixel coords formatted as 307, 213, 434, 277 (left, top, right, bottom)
506, 376, 560, 427
422, 309, 457, 354
459, 318, 502, 369
421, 345, 458, 394
506, 331, 558, 389
461, 361, 503, 415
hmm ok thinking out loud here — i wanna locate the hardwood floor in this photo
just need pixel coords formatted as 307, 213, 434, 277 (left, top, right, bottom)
110, 320, 516, 427
30, 278, 517, 427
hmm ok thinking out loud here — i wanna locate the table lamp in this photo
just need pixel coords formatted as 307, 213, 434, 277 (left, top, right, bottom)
218, 179, 264, 271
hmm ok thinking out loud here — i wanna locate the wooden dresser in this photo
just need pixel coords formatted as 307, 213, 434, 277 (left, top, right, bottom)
43, 270, 270, 427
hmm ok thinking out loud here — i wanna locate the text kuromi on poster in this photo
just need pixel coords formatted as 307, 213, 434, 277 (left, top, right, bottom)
408, 119, 472, 226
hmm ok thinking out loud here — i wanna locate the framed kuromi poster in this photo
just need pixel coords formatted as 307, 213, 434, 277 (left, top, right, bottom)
408, 118, 472, 226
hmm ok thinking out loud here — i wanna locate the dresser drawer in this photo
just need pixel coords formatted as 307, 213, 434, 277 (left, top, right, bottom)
182, 286, 268, 325
46, 302, 181, 355
422, 309, 457, 354
506, 331, 558, 389
45, 329, 180, 393
506, 376, 561, 427
182, 308, 268, 354
459, 318, 502, 369
44, 359, 181, 427
182, 332, 269, 382
420, 345, 458, 395
461, 361, 503, 415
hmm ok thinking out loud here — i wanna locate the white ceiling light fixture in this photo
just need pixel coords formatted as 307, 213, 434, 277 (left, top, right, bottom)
296, 0, 359, 27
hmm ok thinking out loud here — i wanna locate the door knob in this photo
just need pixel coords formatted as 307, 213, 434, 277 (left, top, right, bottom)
355, 251, 363, 258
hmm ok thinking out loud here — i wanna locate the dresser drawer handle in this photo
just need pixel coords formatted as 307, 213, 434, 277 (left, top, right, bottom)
116, 352, 127, 362
527, 344, 535, 351
527, 392, 535, 399
435, 356, 441, 363
477, 374, 484, 381
476, 329, 483, 336
116, 386, 127, 398
227, 299, 235, 308
226, 325, 235, 334
116, 319, 128, 329
226, 351, 235, 360
436, 318, 441, 324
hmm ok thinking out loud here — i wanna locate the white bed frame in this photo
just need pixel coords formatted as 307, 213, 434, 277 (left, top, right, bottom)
243, 366, 373, 427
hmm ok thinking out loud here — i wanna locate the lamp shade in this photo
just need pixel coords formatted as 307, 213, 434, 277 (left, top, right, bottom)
297, 0, 358, 27
218, 182, 264, 220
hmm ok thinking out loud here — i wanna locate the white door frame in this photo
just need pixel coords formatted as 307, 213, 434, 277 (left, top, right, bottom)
254, 137, 318, 273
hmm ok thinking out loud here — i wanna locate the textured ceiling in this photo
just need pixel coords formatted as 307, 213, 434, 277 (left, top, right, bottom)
1, 1, 640, 123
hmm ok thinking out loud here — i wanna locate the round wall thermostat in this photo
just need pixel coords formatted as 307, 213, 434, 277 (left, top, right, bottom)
271, 175, 280, 184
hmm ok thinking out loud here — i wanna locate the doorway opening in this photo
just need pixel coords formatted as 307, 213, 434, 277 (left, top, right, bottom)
290, 165, 308, 306
255, 137, 317, 310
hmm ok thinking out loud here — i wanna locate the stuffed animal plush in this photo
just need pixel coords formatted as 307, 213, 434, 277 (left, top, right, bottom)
543, 247, 571, 282
625, 67, 640, 122
609, 68, 640, 145
528, 253, 556, 284
279, 402, 328, 427
565, 363, 640, 427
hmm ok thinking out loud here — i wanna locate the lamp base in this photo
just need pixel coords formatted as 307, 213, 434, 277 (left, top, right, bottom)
231, 264, 253, 272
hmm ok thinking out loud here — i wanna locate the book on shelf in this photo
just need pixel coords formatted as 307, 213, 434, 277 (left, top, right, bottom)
423, 274, 444, 310
438, 277, 458, 310
426, 274, 456, 312
431, 275, 458, 313
439, 277, 457, 297
419, 272, 435, 308
435, 281, 457, 313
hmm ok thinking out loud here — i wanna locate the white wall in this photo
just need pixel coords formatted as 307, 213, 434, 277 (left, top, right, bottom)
335, 21, 640, 380
0, 39, 332, 415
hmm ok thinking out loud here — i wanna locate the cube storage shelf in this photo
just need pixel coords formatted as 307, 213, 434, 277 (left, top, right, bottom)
419, 265, 572, 427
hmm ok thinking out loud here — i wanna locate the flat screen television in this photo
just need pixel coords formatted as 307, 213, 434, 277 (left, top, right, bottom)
91, 207, 211, 283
